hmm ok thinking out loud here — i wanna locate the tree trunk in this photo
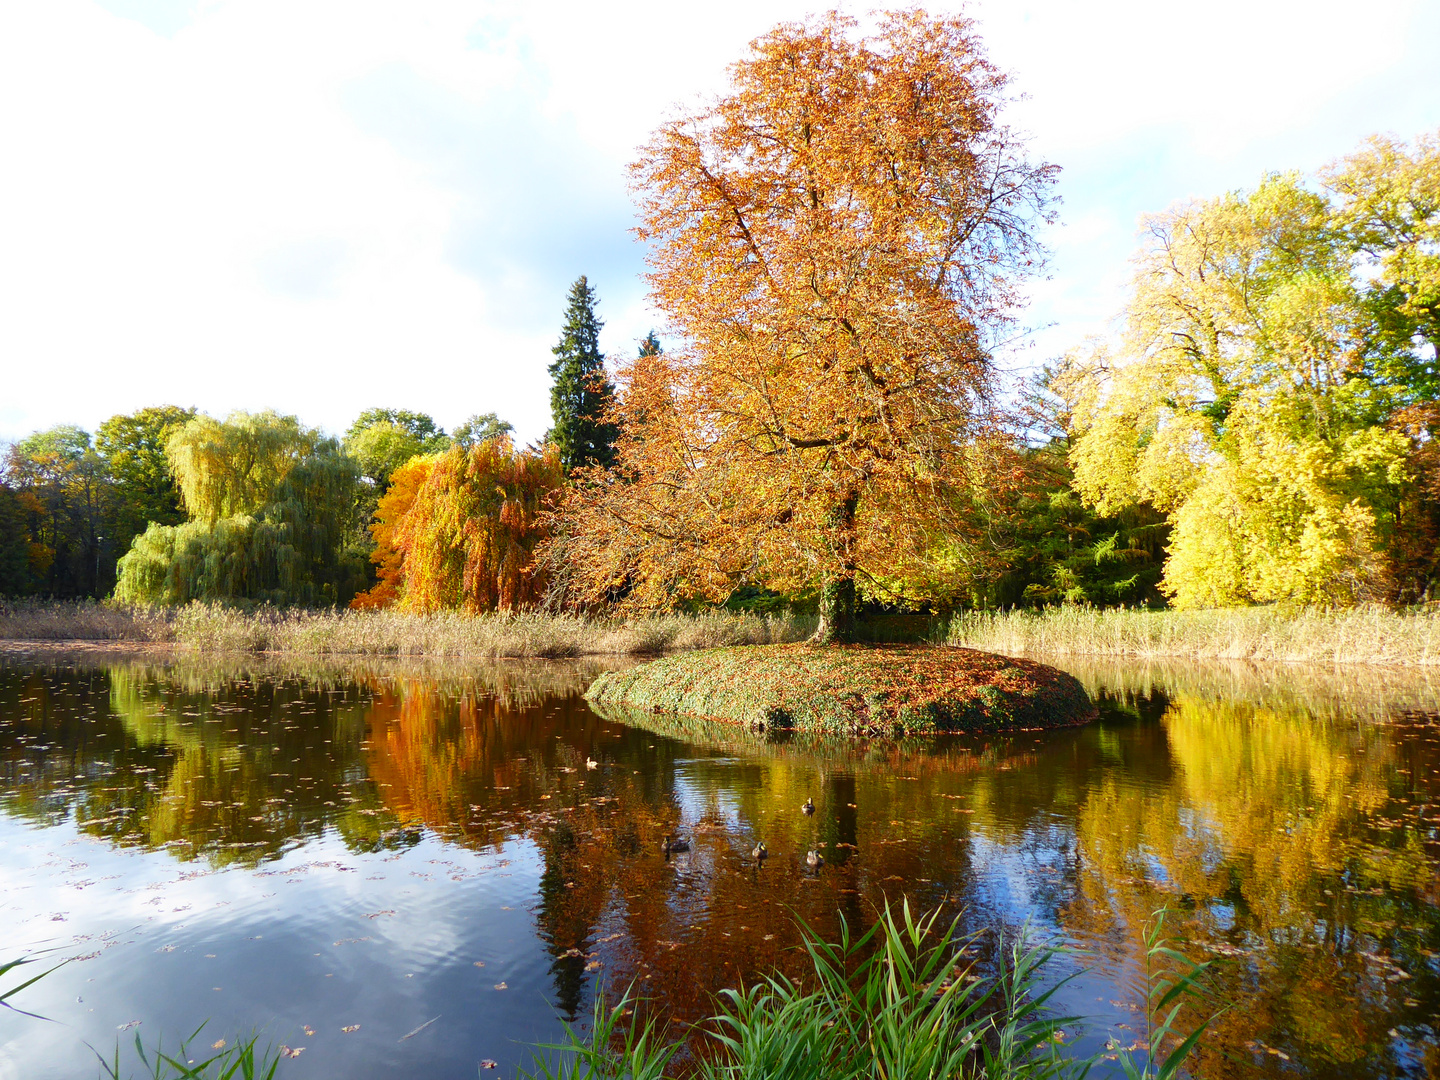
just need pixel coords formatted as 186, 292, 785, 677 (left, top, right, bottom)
811, 489, 860, 645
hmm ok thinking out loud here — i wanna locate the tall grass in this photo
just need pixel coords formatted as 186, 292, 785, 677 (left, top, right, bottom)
0, 601, 812, 658
523, 901, 1218, 1080
0, 600, 174, 643
96, 1025, 281, 1080
169, 606, 813, 658
944, 605, 1440, 666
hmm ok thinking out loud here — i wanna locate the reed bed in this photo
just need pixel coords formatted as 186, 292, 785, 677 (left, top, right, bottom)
0, 600, 174, 642
1039, 653, 1440, 721
169, 605, 812, 658
0, 601, 809, 657
944, 605, 1440, 667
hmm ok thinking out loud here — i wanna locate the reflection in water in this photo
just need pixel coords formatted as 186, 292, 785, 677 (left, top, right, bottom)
0, 651, 1437, 1078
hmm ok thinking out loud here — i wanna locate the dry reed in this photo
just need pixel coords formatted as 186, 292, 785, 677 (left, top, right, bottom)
0, 600, 174, 642
944, 605, 1440, 666
168, 604, 812, 657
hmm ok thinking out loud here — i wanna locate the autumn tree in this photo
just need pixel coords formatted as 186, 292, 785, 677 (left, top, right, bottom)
383, 439, 564, 613
1059, 132, 1438, 607
556, 11, 1055, 640
1, 426, 110, 597
348, 454, 437, 610
547, 276, 618, 473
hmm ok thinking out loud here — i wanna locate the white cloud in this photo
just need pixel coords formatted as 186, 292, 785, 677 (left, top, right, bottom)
0, 0, 1436, 444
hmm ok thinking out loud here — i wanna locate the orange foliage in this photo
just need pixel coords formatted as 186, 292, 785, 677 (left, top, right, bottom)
555, 11, 1053, 635
350, 455, 436, 610
393, 440, 564, 614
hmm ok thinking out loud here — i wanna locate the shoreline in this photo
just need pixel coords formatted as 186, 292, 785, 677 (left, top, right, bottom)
1, 600, 1438, 668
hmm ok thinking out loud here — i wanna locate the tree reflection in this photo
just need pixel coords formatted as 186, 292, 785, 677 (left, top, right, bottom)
1, 654, 1436, 1077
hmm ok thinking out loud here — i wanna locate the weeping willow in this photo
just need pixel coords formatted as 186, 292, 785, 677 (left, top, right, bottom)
393, 439, 564, 613
114, 412, 364, 606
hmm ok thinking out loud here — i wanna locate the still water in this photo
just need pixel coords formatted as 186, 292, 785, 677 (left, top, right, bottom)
0, 647, 1437, 1079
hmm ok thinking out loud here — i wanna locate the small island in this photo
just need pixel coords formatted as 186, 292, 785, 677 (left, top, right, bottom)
585, 643, 1096, 737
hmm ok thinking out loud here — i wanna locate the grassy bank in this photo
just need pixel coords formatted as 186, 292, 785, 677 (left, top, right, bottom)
944, 605, 1440, 666
0, 601, 811, 658
586, 644, 1096, 736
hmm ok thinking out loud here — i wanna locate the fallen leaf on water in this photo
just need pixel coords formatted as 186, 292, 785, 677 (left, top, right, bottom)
341, 1025, 360, 1033
473, 961, 486, 967
399, 1016, 440, 1041
280, 1046, 305, 1058
303, 1026, 315, 1036
494, 982, 508, 990
211, 1039, 226, 1050
118, 1021, 141, 1031
480, 1060, 499, 1070
585, 961, 601, 971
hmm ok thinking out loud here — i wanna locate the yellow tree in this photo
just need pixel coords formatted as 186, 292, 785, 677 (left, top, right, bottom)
558, 10, 1055, 640
1057, 146, 1436, 607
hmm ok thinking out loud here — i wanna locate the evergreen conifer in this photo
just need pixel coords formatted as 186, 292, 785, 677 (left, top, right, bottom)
547, 276, 618, 472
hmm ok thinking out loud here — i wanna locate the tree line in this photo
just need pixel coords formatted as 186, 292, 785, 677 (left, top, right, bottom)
2, 11, 1435, 635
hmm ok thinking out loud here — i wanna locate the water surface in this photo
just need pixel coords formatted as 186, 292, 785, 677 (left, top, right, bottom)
0, 648, 1437, 1078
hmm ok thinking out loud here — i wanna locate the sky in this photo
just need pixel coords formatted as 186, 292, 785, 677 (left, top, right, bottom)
1, 0, 1437, 447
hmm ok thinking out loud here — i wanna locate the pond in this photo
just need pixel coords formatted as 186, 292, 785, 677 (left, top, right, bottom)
0, 646, 1437, 1079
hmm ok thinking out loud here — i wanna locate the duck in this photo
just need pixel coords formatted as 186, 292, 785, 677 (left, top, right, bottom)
752, 841, 768, 861
661, 837, 690, 855
801, 797, 816, 815
806, 849, 824, 869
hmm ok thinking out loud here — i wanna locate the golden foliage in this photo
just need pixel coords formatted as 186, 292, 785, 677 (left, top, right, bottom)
349, 455, 436, 611
556, 11, 1054, 630
388, 440, 564, 614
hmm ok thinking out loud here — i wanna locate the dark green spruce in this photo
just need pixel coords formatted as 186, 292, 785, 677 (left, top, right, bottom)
546, 276, 619, 473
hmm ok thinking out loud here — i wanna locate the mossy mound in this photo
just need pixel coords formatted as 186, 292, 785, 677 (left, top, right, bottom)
584, 643, 1096, 737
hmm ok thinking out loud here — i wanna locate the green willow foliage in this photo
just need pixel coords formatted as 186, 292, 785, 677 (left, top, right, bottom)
114, 412, 365, 607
